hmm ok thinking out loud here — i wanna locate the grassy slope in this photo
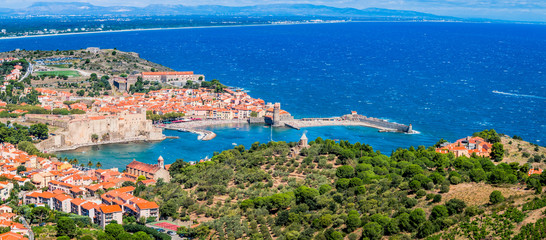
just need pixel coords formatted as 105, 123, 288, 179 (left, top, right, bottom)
0, 49, 173, 93
501, 136, 546, 169
35, 70, 80, 77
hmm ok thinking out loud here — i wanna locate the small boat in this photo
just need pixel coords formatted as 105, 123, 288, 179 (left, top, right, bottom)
232, 143, 237, 146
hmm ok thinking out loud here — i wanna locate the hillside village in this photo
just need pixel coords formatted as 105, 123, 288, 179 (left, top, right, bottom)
0, 140, 170, 239
0, 50, 545, 239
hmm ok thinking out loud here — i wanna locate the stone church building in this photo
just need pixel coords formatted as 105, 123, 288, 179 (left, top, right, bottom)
126, 156, 171, 182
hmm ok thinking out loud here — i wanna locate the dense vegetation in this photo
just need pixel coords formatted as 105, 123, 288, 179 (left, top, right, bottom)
146, 111, 185, 123
131, 129, 546, 240
73, 73, 113, 97
0, 103, 86, 118
129, 78, 162, 94
0, 122, 48, 144
200, 79, 226, 93
0, 59, 28, 76
0, 81, 40, 105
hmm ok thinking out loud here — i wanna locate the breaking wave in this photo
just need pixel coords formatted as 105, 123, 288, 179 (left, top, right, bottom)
492, 90, 546, 100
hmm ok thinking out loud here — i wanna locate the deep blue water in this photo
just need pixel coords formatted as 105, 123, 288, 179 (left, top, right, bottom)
1, 22, 544, 169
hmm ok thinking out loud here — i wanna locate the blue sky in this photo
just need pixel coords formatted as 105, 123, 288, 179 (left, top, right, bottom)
1, 0, 545, 21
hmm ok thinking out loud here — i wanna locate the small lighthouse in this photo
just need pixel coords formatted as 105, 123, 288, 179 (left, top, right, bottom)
299, 132, 308, 148
158, 155, 165, 169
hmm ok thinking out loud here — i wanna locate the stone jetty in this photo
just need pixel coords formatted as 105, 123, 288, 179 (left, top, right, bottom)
161, 119, 246, 141
160, 111, 416, 140
283, 119, 394, 131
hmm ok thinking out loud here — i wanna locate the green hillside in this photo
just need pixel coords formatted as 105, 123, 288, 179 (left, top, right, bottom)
134, 130, 546, 239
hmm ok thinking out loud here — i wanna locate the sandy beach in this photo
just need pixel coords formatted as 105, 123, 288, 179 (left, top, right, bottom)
0, 21, 349, 41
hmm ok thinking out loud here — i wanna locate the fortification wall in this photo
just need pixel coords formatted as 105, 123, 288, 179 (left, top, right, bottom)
36, 135, 65, 151
35, 110, 164, 151
248, 117, 266, 124
25, 114, 70, 128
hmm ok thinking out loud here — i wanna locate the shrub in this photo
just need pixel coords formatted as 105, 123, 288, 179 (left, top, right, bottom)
426, 193, 435, 200
363, 222, 383, 240
489, 190, 505, 204
440, 183, 450, 193
416, 221, 437, 238
464, 206, 483, 217
409, 180, 422, 192
470, 168, 486, 182
409, 208, 426, 228
430, 205, 449, 220
416, 189, 426, 198
356, 185, 366, 195
319, 184, 332, 195
349, 177, 363, 187
335, 178, 350, 190
336, 165, 355, 178
450, 176, 461, 185
490, 143, 505, 162
346, 211, 362, 232
445, 198, 466, 215
123, 223, 171, 240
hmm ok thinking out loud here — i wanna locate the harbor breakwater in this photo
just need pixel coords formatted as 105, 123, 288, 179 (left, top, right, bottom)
160, 119, 246, 140
162, 113, 415, 141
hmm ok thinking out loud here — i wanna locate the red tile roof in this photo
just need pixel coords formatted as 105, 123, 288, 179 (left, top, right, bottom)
100, 204, 122, 214
126, 160, 159, 174
528, 168, 543, 176
39, 192, 57, 199
54, 194, 72, 202
70, 198, 86, 206
0, 231, 28, 240
136, 201, 159, 210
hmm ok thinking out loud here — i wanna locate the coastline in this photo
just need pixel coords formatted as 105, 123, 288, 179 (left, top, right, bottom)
0, 19, 471, 41
0, 21, 349, 41
161, 117, 416, 141
43, 136, 166, 153
161, 119, 247, 141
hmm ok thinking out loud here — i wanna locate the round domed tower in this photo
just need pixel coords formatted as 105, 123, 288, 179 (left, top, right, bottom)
299, 132, 308, 148
158, 155, 165, 169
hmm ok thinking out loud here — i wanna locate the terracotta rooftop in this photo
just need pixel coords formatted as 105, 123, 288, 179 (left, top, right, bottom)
126, 160, 159, 174
39, 192, 57, 199
70, 198, 86, 206
0, 231, 28, 240
54, 194, 72, 202
81, 202, 98, 210
116, 186, 135, 193
136, 201, 159, 210
100, 204, 122, 214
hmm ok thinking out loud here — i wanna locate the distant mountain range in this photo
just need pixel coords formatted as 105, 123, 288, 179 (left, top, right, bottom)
0, 2, 459, 20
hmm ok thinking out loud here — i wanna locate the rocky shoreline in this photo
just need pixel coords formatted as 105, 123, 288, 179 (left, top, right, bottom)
41, 136, 166, 153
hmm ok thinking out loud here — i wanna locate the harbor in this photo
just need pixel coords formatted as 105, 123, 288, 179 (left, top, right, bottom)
160, 111, 415, 141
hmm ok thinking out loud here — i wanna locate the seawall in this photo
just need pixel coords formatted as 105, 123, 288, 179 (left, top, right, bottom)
161, 115, 415, 141
41, 136, 166, 153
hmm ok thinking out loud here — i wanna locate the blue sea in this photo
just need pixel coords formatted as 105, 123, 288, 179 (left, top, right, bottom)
1, 22, 544, 169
